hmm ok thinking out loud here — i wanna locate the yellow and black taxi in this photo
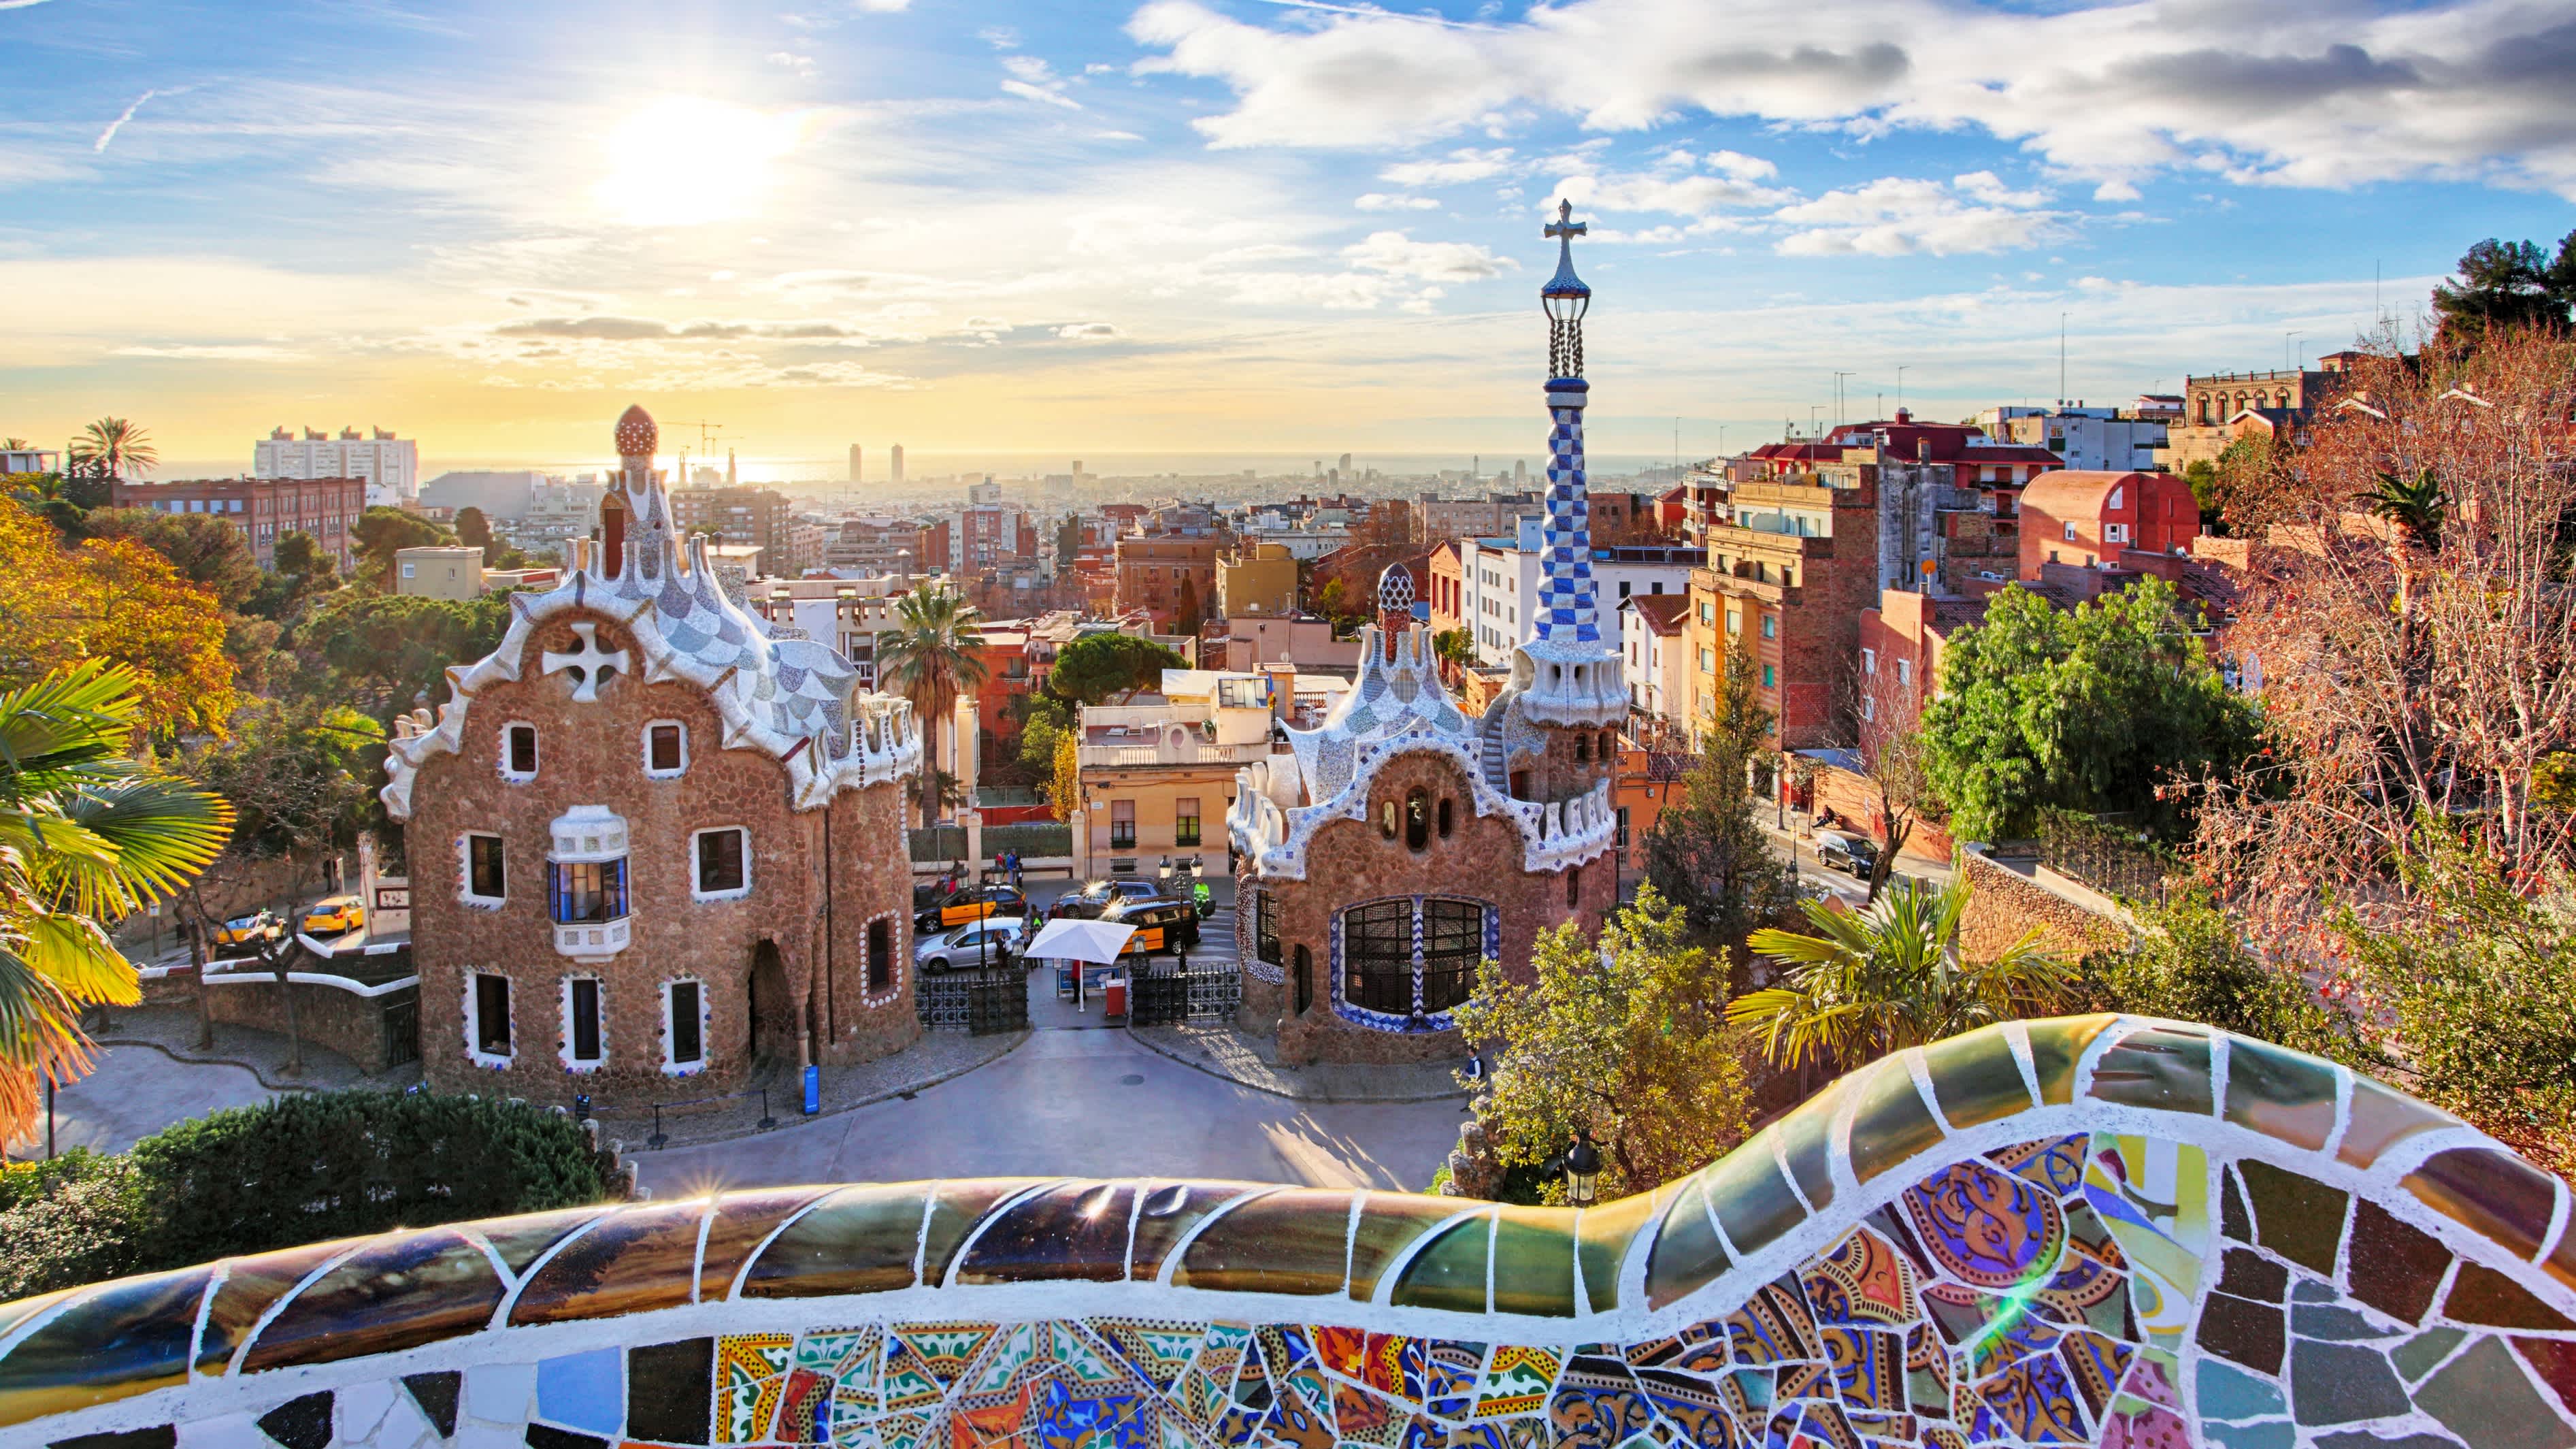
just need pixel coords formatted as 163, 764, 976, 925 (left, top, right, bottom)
914, 882, 1029, 932
1098, 893, 1202, 956
1046, 878, 1163, 921
213, 909, 286, 949
300, 895, 366, 937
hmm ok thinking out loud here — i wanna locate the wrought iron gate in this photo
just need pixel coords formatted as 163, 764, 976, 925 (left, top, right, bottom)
1127, 964, 1241, 1026
915, 967, 1028, 1034
380, 987, 420, 1068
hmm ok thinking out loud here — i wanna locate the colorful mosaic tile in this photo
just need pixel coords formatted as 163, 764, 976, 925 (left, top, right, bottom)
7, 1020, 2576, 1449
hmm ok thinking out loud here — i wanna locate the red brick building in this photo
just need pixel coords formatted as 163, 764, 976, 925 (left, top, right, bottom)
1423, 540, 1466, 634
381, 407, 924, 1109
110, 476, 366, 570
1113, 532, 1221, 629
2019, 469, 2202, 577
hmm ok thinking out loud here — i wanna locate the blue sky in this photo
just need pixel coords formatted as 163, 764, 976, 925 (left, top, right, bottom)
2, 0, 2571, 471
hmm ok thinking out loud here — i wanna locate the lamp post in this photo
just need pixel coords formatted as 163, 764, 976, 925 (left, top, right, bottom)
1564, 1128, 1602, 1208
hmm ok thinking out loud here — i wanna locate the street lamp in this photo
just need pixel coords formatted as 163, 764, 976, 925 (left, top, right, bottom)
1564, 1128, 1602, 1207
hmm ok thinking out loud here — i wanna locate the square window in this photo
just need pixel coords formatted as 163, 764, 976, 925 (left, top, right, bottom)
1762, 664, 1777, 689
646, 723, 686, 775
466, 834, 506, 900
1174, 798, 1202, 847
474, 974, 512, 1056
1862, 647, 1877, 675
1897, 659, 1913, 685
694, 828, 748, 896
567, 978, 602, 1063
1726, 608, 1741, 635
1761, 614, 1777, 639
1109, 799, 1137, 850
504, 723, 538, 778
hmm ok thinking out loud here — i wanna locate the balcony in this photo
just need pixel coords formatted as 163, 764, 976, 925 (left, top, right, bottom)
555, 917, 631, 957
1079, 738, 1277, 769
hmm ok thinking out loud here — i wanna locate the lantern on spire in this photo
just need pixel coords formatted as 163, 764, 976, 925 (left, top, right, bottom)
1540, 199, 1591, 380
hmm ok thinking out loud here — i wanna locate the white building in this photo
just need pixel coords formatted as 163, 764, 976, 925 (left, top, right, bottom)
1458, 517, 1694, 668
1985, 408, 2168, 473
257, 427, 418, 506
1619, 593, 1690, 740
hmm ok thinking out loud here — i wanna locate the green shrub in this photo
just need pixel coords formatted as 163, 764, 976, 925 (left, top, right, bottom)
0, 1090, 613, 1300
2087, 892, 2379, 1067
0, 1156, 151, 1301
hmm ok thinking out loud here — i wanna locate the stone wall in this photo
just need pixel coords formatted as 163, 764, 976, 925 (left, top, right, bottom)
1958, 843, 2130, 960
203, 971, 414, 1075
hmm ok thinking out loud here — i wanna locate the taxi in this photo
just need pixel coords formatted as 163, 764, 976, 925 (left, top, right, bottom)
301, 895, 366, 937
914, 883, 1028, 932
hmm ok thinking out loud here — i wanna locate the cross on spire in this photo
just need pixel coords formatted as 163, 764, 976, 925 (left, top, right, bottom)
1545, 197, 1585, 244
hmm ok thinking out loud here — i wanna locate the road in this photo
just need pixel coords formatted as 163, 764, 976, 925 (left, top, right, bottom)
23, 1041, 278, 1158
634, 873, 1466, 1196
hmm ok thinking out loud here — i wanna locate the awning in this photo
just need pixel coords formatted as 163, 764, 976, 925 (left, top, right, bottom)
1023, 917, 1138, 964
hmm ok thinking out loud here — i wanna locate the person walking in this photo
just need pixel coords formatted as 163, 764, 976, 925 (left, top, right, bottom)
1008, 849, 1023, 891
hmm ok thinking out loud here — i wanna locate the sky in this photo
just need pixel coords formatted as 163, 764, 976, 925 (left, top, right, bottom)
2, 0, 2573, 478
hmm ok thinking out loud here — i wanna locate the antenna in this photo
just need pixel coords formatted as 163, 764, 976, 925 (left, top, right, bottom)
1832, 371, 1854, 429
2059, 314, 2068, 407
1896, 364, 1909, 412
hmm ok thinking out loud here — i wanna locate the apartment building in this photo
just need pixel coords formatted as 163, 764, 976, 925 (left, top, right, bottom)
669, 487, 793, 557
1216, 540, 1299, 618
1458, 517, 1693, 667
110, 476, 366, 569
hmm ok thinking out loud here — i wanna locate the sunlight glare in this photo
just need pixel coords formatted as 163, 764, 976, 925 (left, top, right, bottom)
593, 97, 807, 225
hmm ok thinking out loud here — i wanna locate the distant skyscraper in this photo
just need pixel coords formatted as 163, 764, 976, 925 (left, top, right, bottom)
848, 444, 862, 483
726, 449, 738, 487
1338, 452, 1351, 474
1515, 458, 1528, 485
891, 445, 905, 485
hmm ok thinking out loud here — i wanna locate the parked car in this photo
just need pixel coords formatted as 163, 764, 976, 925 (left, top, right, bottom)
1047, 878, 1163, 920
1097, 893, 1202, 954
1811, 829, 1879, 879
915, 916, 1025, 973
915, 883, 1027, 932
300, 895, 366, 937
213, 909, 285, 949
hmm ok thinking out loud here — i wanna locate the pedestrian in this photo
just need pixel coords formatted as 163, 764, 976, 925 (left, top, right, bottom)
1009, 849, 1023, 891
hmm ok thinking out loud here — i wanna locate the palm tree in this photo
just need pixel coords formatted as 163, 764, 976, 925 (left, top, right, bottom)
2360, 466, 2445, 551
0, 661, 232, 1141
874, 584, 989, 826
67, 418, 156, 481
1727, 874, 2076, 1072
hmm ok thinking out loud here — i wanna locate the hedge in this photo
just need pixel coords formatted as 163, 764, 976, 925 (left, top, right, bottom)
0, 1090, 614, 1302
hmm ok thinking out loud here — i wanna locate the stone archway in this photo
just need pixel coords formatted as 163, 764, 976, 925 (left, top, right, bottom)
747, 939, 795, 1073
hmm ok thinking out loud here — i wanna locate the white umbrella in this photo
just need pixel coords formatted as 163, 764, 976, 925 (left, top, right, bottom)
1025, 917, 1137, 963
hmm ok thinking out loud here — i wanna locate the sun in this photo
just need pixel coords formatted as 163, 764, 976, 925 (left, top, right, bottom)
593, 97, 809, 226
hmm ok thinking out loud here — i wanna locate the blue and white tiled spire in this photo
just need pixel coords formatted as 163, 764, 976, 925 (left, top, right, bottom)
1501, 200, 1626, 730
1534, 200, 1598, 648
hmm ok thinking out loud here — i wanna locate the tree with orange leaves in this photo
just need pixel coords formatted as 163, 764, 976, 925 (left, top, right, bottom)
0, 495, 237, 743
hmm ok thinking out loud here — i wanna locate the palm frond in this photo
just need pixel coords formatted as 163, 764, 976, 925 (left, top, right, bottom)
44, 774, 234, 908
10, 910, 142, 1006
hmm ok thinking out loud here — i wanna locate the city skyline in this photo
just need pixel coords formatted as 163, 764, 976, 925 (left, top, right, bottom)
3, 0, 2569, 462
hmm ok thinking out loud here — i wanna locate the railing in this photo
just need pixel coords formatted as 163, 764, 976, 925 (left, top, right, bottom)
1078, 740, 1274, 768
2038, 807, 2179, 906
915, 965, 1028, 1034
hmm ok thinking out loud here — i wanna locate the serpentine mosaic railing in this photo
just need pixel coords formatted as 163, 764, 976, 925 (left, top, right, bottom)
8, 1015, 2574, 1449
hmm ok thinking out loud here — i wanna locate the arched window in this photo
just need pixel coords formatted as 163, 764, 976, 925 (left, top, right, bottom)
1566, 865, 1582, 909
1437, 797, 1454, 839
1293, 945, 1312, 1015
1574, 734, 1590, 764
1339, 897, 1488, 1021
1380, 798, 1398, 840
1404, 788, 1429, 850
1600, 731, 1617, 762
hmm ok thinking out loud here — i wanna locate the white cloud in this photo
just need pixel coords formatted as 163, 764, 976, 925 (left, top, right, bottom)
1771, 175, 2069, 256
1552, 169, 1788, 216
1127, 0, 2576, 197
1378, 147, 1515, 186
1355, 192, 1439, 211
1001, 54, 1081, 109
1055, 321, 1123, 339
95, 91, 156, 153
2094, 178, 2143, 201
852, 0, 910, 11
112, 342, 301, 361
766, 52, 816, 76
1341, 230, 1515, 281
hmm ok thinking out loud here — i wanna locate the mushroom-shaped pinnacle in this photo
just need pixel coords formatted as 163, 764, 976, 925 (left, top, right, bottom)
614, 404, 658, 460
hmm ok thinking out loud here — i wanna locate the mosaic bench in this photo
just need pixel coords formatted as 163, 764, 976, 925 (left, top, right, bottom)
5, 1015, 2572, 1449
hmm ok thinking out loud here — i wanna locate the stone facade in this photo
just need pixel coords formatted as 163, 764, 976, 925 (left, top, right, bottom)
1240, 746, 1617, 1065
1958, 845, 2130, 961
384, 406, 922, 1110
